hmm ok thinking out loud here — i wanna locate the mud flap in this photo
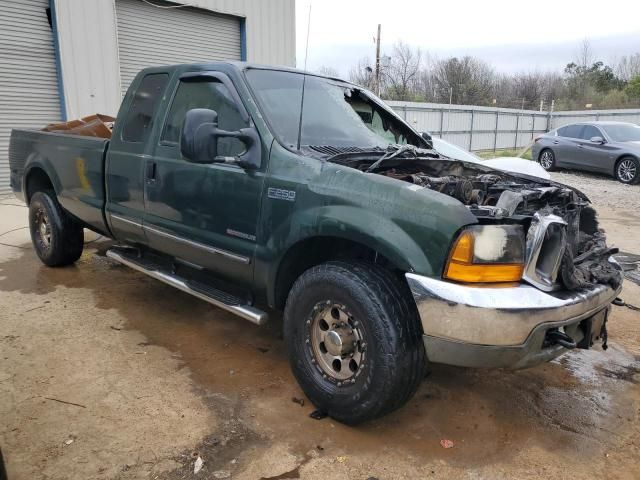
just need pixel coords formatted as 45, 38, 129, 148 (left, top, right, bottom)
577, 307, 609, 350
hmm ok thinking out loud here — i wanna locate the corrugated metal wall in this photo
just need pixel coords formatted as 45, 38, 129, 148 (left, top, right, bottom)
115, 0, 241, 95
0, 0, 61, 194
53, 0, 121, 120
388, 101, 640, 152
186, 0, 296, 67
53, 0, 295, 119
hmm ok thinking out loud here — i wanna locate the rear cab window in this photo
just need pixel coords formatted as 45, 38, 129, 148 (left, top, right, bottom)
121, 73, 169, 143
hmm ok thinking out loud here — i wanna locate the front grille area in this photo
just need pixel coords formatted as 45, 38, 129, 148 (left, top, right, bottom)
523, 212, 567, 291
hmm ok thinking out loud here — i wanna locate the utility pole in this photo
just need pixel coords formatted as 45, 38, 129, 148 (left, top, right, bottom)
374, 24, 381, 96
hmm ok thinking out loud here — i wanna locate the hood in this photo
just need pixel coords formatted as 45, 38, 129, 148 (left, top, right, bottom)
481, 157, 551, 180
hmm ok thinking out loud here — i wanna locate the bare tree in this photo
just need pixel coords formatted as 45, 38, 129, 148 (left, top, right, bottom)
414, 69, 437, 102
541, 72, 565, 103
383, 41, 422, 101
348, 57, 375, 90
344, 39, 640, 110
616, 53, 640, 82
512, 72, 546, 108
431, 56, 495, 105
491, 73, 513, 106
575, 38, 594, 69
412, 53, 437, 102
316, 66, 340, 78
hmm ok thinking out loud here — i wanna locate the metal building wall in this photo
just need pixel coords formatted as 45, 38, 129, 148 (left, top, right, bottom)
53, 0, 121, 119
115, 0, 242, 95
0, 0, 61, 194
186, 0, 296, 67
53, 0, 295, 119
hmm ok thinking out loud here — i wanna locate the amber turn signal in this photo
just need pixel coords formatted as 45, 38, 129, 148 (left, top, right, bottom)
444, 228, 524, 283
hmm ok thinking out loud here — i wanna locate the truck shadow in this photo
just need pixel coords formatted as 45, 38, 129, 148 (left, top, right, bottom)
1, 246, 638, 469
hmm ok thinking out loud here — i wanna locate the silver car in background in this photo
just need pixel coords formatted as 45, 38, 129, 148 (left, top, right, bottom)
532, 121, 640, 184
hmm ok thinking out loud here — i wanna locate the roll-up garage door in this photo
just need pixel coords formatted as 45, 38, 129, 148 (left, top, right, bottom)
115, 0, 242, 96
0, 0, 61, 194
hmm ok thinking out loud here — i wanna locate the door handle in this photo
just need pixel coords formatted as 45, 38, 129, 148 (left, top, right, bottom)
146, 161, 156, 183
552, 140, 559, 145
577, 144, 584, 148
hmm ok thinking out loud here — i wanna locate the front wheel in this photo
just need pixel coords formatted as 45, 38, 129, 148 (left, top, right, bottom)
283, 261, 426, 425
29, 190, 84, 266
539, 149, 556, 171
615, 156, 639, 184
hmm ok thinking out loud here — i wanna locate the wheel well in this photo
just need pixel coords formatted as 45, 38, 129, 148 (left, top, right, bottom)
538, 147, 552, 159
273, 236, 398, 310
25, 168, 54, 203
614, 154, 637, 175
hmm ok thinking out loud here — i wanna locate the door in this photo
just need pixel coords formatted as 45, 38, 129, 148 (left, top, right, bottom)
106, 72, 169, 243
554, 124, 584, 167
575, 124, 617, 173
143, 73, 264, 287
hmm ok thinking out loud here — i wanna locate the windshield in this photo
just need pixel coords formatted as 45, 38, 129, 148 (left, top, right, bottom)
431, 137, 481, 163
245, 69, 422, 150
601, 123, 640, 142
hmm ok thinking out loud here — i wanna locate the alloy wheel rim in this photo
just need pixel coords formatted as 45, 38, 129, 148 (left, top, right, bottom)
618, 159, 636, 182
540, 151, 553, 169
307, 301, 366, 384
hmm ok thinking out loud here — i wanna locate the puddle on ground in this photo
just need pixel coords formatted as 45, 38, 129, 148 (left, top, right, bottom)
2, 244, 639, 469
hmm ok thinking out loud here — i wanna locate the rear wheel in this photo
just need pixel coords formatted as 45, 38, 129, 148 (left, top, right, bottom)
615, 156, 639, 184
284, 260, 426, 425
538, 149, 556, 171
29, 191, 84, 266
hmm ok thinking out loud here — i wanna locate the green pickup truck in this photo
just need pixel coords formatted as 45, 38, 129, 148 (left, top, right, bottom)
9, 62, 622, 424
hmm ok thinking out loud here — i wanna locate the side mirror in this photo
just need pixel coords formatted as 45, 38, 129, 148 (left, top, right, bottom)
180, 108, 261, 169
590, 136, 605, 144
421, 131, 433, 149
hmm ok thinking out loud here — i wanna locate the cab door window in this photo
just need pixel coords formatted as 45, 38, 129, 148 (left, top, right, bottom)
162, 79, 248, 156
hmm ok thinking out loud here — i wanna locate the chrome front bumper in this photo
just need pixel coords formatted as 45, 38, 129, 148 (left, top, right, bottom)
406, 273, 621, 369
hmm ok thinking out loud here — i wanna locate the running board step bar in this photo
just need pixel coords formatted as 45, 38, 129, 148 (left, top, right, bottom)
106, 249, 268, 325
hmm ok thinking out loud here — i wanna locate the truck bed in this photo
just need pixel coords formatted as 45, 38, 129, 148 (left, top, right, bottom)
9, 128, 110, 235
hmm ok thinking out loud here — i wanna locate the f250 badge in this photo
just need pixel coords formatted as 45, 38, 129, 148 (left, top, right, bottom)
267, 187, 296, 202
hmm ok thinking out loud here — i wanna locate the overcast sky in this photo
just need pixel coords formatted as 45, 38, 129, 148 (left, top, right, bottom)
295, 0, 640, 77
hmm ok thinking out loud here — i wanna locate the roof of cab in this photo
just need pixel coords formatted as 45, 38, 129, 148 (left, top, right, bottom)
137, 61, 353, 85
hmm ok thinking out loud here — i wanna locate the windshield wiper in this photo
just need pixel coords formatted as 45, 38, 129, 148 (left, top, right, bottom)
365, 144, 437, 173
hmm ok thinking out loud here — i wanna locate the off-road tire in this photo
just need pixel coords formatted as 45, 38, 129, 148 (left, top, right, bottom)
538, 148, 556, 171
615, 156, 640, 184
29, 190, 84, 266
283, 260, 426, 425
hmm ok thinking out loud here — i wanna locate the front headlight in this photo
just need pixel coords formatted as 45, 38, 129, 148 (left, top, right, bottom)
444, 225, 525, 283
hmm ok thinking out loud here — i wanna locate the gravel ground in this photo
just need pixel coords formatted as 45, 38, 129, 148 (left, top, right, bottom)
550, 169, 640, 210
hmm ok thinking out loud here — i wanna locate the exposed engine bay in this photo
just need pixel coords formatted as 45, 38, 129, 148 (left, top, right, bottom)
333, 153, 623, 292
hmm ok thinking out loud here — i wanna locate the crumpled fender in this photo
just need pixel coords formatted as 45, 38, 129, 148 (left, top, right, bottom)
260, 160, 478, 302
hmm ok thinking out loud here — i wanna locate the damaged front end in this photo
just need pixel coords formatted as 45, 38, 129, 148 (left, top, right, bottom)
352, 156, 623, 294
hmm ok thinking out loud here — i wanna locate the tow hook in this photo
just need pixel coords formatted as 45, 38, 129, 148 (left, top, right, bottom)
544, 329, 577, 349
